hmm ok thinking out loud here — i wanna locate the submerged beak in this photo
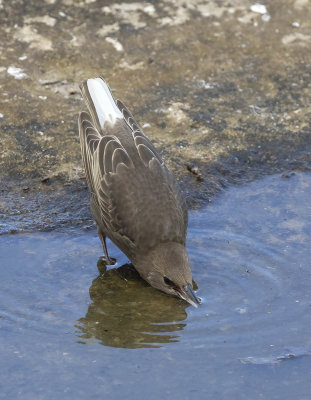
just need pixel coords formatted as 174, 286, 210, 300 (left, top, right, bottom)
177, 283, 200, 308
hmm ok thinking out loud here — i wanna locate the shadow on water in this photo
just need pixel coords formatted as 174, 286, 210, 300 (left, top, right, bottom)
76, 259, 189, 348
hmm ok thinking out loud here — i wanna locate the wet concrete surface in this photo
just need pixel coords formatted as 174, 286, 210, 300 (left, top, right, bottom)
0, 0, 310, 232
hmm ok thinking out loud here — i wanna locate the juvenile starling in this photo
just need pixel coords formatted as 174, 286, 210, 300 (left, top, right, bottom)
78, 77, 199, 307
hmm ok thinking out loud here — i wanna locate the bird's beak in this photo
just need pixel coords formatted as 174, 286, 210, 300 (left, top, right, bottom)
178, 283, 200, 308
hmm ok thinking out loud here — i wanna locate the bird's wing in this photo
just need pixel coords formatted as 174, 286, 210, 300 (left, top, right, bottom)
78, 111, 133, 233
116, 100, 188, 243
79, 78, 188, 254
106, 146, 188, 251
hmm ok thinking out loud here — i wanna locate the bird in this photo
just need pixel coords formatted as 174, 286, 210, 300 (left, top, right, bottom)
78, 77, 199, 307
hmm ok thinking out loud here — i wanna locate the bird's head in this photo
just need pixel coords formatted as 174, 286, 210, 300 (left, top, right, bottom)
135, 242, 200, 307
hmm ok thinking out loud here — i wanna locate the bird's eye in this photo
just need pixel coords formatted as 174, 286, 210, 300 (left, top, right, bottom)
164, 277, 175, 286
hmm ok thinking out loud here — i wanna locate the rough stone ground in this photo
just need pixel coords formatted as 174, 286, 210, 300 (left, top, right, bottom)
0, 0, 310, 233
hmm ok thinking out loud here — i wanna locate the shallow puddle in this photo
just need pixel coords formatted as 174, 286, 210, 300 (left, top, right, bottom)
1, 172, 311, 399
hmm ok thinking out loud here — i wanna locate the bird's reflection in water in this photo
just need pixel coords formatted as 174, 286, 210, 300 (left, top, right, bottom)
76, 257, 189, 348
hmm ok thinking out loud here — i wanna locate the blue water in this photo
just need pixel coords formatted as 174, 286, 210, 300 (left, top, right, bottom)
1, 172, 311, 399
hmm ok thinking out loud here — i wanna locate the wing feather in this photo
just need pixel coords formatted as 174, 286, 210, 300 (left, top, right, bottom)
112, 147, 133, 173
79, 78, 188, 258
137, 143, 156, 167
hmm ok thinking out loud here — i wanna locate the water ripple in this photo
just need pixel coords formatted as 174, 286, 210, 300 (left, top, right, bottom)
1, 173, 311, 356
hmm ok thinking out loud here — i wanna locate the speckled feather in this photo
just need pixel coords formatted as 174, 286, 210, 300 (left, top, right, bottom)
78, 79, 188, 262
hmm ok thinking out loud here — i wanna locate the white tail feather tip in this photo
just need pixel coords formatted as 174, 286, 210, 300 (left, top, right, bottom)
87, 78, 123, 127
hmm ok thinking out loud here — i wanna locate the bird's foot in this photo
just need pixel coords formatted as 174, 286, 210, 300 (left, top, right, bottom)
104, 257, 116, 266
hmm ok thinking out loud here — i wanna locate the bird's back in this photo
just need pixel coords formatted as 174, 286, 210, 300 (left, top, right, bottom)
78, 77, 188, 261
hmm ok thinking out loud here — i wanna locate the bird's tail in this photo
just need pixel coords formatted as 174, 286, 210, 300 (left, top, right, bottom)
79, 77, 123, 131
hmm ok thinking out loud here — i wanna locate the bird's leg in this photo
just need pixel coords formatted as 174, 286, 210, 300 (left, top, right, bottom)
97, 229, 115, 265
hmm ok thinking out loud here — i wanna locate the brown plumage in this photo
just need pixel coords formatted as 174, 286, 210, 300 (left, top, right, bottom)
78, 77, 199, 307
